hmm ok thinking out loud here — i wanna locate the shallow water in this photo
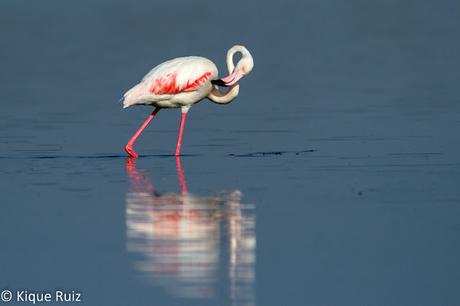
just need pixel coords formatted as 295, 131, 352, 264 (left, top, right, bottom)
1, 0, 460, 305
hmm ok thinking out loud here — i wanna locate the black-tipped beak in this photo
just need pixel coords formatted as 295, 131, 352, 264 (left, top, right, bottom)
211, 79, 228, 87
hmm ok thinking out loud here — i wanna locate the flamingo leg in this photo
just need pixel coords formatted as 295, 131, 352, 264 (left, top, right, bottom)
175, 112, 187, 156
125, 107, 160, 158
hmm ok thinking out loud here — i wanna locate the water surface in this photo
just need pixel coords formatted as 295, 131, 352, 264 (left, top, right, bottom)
1, 0, 460, 305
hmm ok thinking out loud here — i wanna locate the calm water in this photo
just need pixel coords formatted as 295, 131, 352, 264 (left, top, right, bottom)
1, 0, 460, 305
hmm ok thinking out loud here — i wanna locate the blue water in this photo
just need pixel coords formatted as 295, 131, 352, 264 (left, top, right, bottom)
1, 0, 460, 305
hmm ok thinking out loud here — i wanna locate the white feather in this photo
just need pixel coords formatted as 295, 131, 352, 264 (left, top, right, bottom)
123, 56, 218, 109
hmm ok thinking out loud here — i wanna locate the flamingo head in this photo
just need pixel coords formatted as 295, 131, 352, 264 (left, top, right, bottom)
212, 45, 254, 87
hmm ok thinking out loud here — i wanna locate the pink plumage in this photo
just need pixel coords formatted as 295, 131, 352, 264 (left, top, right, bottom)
122, 56, 218, 109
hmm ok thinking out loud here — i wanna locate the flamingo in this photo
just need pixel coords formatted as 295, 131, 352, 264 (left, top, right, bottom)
122, 45, 254, 158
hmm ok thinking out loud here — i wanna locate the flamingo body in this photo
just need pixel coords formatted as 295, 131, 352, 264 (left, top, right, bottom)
123, 56, 218, 109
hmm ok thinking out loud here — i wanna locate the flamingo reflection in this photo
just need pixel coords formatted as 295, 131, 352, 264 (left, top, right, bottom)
125, 157, 256, 305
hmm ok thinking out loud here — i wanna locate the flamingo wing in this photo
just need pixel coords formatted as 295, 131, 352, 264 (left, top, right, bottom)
123, 56, 217, 108
143, 56, 217, 94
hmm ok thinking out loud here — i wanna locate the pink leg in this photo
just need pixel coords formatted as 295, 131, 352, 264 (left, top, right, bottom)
175, 156, 188, 194
125, 108, 160, 158
175, 112, 187, 156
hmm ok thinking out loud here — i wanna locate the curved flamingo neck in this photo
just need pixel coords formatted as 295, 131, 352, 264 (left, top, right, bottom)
226, 47, 237, 73
226, 45, 250, 73
207, 83, 239, 104
207, 47, 244, 104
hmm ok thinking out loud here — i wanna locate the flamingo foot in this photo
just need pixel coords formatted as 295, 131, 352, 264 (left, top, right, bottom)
125, 144, 139, 158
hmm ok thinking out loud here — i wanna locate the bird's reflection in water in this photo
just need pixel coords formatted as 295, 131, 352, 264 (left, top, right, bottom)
125, 157, 256, 306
